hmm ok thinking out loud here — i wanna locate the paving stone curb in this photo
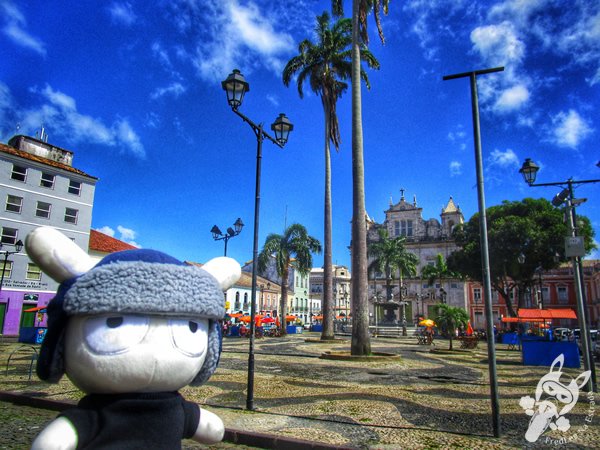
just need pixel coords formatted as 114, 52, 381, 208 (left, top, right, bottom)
0, 391, 355, 450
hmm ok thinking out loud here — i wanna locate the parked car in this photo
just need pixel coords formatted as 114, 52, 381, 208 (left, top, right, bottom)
553, 327, 571, 340
571, 328, 598, 356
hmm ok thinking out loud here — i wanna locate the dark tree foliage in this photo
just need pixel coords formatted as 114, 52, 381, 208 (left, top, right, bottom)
447, 198, 595, 317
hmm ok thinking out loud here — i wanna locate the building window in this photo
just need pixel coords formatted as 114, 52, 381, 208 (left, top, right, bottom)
394, 220, 400, 236
473, 288, 482, 302
11, 165, 27, 182
234, 292, 241, 310
400, 220, 413, 237
5, 195, 22, 213
1, 227, 18, 245
68, 180, 82, 196
64, 208, 78, 224
557, 286, 568, 304
0, 261, 13, 279
243, 293, 249, 309
26, 263, 42, 281
40, 172, 55, 189
36, 201, 52, 219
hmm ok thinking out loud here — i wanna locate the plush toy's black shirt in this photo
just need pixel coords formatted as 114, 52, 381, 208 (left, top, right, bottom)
59, 392, 200, 449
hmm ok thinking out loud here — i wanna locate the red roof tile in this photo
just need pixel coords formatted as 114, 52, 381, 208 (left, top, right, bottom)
89, 229, 137, 253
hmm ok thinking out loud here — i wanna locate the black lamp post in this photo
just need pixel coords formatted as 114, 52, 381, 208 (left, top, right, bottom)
519, 158, 599, 393
0, 240, 24, 310
444, 66, 504, 437
210, 218, 244, 256
222, 69, 293, 411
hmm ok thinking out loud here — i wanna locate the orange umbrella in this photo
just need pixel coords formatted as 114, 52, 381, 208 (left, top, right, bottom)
285, 315, 297, 322
466, 322, 474, 336
261, 317, 275, 324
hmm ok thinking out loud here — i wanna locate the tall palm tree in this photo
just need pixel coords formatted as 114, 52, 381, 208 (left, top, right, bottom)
368, 228, 418, 334
258, 224, 321, 335
435, 303, 469, 350
331, 0, 390, 355
283, 12, 378, 341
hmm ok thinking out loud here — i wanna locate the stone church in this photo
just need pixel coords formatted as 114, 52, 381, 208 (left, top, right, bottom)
366, 189, 467, 325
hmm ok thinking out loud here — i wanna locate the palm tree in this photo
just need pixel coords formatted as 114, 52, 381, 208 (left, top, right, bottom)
258, 224, 321, 335
283, 12, 378, 341
368, 228, 418, 334
331, 0, 390, 356
435, 304, 470, 350
422, 253, 455, 303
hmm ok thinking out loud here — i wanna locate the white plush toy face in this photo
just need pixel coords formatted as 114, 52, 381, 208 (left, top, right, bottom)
64, 314, 209, 394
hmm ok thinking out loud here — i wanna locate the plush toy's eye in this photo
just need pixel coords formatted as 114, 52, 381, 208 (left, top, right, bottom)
170, 319, 208, 356
84, 315, 150, 354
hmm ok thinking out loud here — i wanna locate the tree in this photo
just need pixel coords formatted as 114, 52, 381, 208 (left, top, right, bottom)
332, 0, 389, 356
258, 224, 321, 335
368, 228, 418, 301
447, 198, 596, 317
421, 254, 457, 301
435, 304, 470, 351
368, 228, 418, 335
283, 12, 378, 341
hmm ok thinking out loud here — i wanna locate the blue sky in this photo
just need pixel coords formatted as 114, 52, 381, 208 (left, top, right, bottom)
1, 0, 599, 268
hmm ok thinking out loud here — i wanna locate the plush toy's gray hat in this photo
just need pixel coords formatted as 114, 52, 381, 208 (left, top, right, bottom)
25, 226, 241, 385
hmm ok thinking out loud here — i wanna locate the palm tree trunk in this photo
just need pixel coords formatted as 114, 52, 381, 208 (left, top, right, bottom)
280, 266, 289, 336
350, 0, 371, 356
322, 106, 335, 340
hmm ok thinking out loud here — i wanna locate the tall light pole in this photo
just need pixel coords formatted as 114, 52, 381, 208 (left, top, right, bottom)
222, 69, 293, 411
444, 66, 503, 438
211, 218, 244, 256
519, 158, 599, 392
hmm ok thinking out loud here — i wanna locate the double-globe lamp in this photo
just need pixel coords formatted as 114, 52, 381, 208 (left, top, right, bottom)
221, 69, 293, 411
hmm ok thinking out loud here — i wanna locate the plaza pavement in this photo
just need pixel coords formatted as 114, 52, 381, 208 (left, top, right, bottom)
1, 332, 599, 449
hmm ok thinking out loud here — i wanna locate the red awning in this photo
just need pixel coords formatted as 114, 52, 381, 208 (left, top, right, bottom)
23, 306, 47, 312
501, 308, 577, 323
518, 308, 577, 320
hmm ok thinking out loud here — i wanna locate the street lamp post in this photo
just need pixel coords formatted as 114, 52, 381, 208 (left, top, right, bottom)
444, 66, 504, 438
0, 239, 23, 296
222, 69, 293, 411
519, 158, 599, 393
211, 218, 244, 256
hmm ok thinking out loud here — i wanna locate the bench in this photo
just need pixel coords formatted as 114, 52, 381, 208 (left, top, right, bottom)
458, 336, 478, 349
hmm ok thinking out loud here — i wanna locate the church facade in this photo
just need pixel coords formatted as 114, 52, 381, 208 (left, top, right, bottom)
365, 190, 467, 326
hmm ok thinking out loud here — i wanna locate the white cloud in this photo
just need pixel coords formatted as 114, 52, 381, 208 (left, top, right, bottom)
549, 109, 593, 149
150, 82, 186, 100
470, 22, 525, 68
449, 161, 462, 176
11, 84, 146, 158
107, 2, 137, 26
192, 0, 295, 82
488, 148, 519, 168
97, 225, 140, 247
117, 225, 136, 241
1, 1, 46, 56
96, 226, 115, 237
494, 84, 529, 112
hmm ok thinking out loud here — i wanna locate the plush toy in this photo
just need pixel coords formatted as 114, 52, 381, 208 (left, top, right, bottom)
26, 226, 241, 449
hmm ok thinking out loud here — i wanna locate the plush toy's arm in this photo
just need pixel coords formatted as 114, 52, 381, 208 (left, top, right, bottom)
192, 408, 224, 444
31, 416, 78, 450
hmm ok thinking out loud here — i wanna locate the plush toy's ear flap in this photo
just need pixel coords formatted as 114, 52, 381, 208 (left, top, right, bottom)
25, 227, 96, 282
202, 257, 241, 291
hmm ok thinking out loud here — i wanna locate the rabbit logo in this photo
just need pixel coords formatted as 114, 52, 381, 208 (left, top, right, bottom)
519, 354, 591, 443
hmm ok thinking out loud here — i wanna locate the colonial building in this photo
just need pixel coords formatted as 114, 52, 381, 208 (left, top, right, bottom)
468, 260, 600, 331
309, 265, 350, 320
0, 134, 98, 336
365, 190, 466, 325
